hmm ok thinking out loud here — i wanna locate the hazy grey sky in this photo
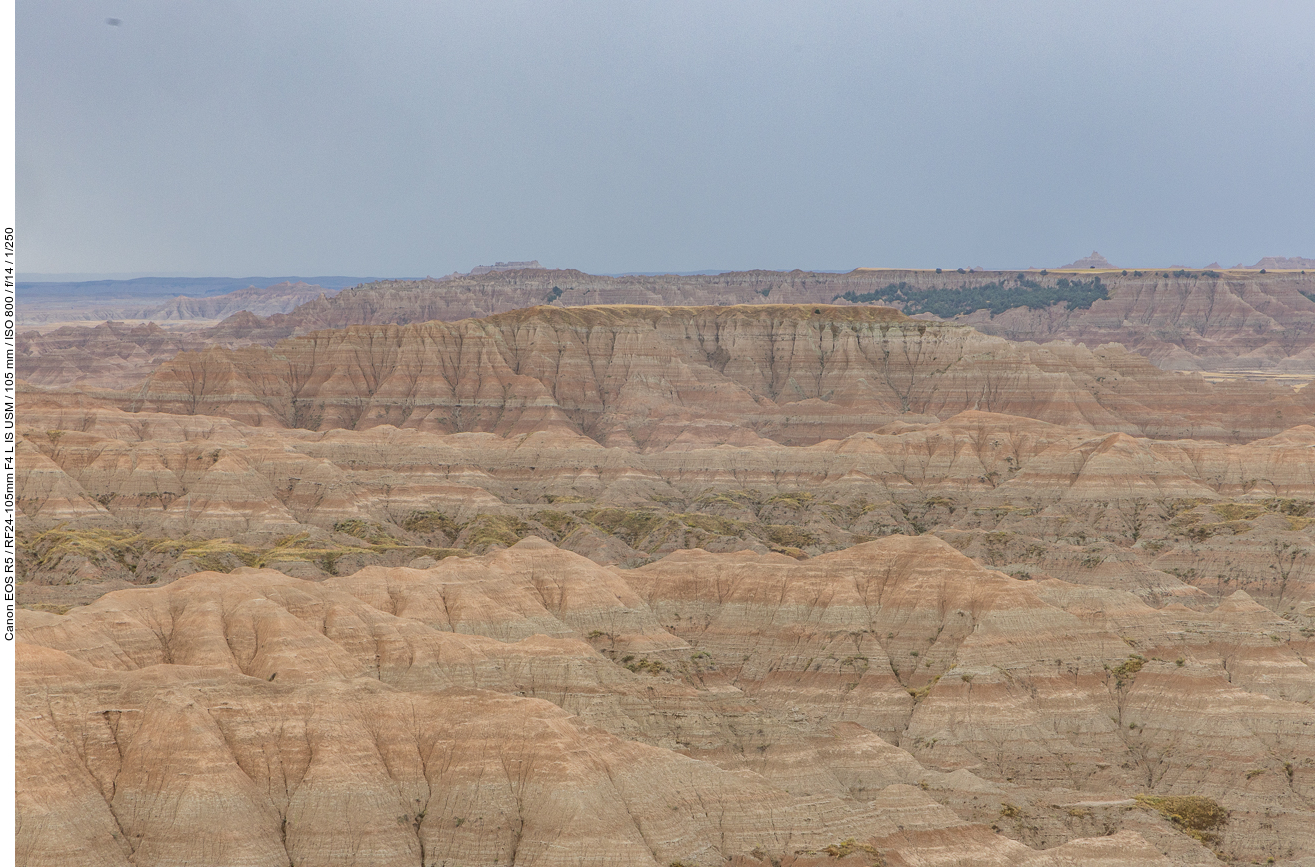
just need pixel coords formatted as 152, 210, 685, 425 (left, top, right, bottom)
17, 1, 1315, 276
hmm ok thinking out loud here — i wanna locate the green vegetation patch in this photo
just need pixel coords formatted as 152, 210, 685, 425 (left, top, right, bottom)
1164, 498, 1210, 518
333, 519, 399, 545
582, 508, 677, 547
461, 514, 530, 550
764, 492, 815, 509
836, 276, 1107, 318
179, 534, 464, 575
822, 838, 882, 860
530, 509, 577, 535
1134, 795, 1227, 845
25, 526, 152, 573
544, 494, 591, 504
175, 538, 265, 572
791, 838, 884, 864
620, 656, 668, 675
1264, 498, 1313, 517
765, 525, 817, 548
1109, 654, 1145, 689
1211, 503, 1263, 522
401, 510, 463, 539
22, 523, 471, 588
678, 513, 745, 536
824, 498, 879, 522
692, 489, 763, 508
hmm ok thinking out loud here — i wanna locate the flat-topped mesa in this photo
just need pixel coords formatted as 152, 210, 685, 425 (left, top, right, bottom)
467, 259, 543, 275
483, 301, 913, 326
208, 266, 1315, 372
24, 269, 1315, 390
110, 303, 1309, 445
1252, 256, 1315, 270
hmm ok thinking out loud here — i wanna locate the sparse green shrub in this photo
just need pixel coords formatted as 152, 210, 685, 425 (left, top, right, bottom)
821, 838, 882, 860
835, 276, 1107, 317
624, 657, 667, 674
1109, 655, 1145, 690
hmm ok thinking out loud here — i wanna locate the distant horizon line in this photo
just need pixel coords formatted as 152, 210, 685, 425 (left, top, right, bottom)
20, 263, 1310, 283
17, 272, 379, 283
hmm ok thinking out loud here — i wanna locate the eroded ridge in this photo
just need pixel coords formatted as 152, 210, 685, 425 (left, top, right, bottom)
25, 536, 1302, 865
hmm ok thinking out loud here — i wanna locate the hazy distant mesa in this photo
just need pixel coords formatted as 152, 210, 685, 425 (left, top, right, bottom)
21, 260, 1315, 394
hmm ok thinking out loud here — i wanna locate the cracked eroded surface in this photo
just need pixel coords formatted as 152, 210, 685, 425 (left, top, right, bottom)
18, 537, 1314, 864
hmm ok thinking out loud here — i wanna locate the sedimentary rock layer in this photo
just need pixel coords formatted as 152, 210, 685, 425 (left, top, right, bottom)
16, 302, 1315, 865
24, 536, 1293, 864
94, 305, 1313, 444
203, 268, 1315, 373
18, 394, 1315, 618
18, 280, 341, 326
21, 270, 1315, 390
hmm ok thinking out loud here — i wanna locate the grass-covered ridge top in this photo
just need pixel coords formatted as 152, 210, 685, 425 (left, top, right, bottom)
835, 276, 1107, 318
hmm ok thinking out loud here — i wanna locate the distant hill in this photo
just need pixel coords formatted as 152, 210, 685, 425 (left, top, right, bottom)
18, 275, 372, 301
1057, 251, 1116, 270
112, 281, 341, 321
1252, 256, 1315, 270
209, 267, 1315, 374
17, 277, 370, 325
22, 267, 1315, 382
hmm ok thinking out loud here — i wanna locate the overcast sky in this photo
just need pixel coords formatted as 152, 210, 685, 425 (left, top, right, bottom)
17, 1, 1315, 277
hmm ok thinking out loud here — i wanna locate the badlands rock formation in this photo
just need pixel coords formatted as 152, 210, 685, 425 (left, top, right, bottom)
24, 536, 1299, 865
16, 282, 341, 389
18, 323, 215, 390
205, 268, 1315, 373
22, 269, 1315, 388
16, 303, 1315, 865
98, 305, 1314, 443
1252, 257, 1315, 271
103, 280, 340, 322
1058, 252, 1117, 270
17, 304, 1315, 612
17, 279, 349, 326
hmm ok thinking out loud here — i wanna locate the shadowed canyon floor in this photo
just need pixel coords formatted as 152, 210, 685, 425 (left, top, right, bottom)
15, 303, 1315, 865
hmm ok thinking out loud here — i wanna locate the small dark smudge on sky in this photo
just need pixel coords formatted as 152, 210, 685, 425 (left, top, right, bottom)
105, 18, 121, 26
